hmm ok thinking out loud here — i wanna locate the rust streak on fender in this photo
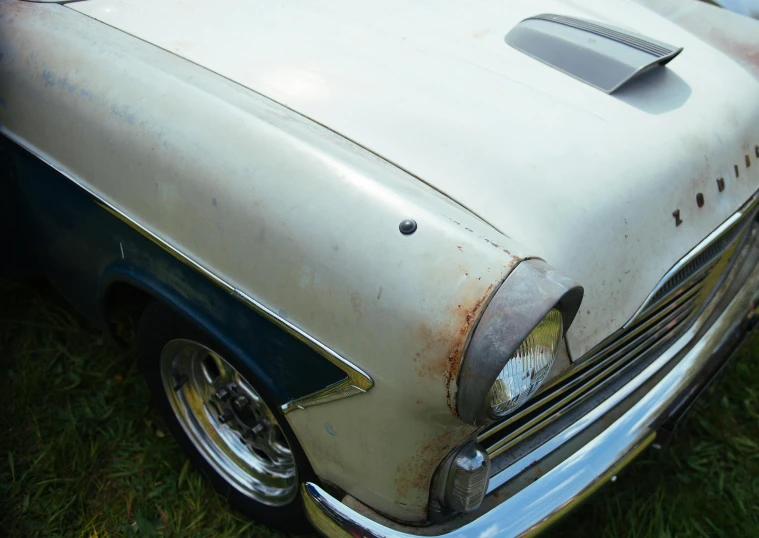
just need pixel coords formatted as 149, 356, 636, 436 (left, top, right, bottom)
411, 279, 499, 413
412, 283, 495, 384
394, 424, 472, 503
444, 283, 494, 413
413, 255, 520, 416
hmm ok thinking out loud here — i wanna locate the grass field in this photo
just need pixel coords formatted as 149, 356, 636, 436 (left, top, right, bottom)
1, 278, 758, 537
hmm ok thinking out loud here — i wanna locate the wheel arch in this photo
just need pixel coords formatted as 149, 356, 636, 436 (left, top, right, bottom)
95, 261, 346, 410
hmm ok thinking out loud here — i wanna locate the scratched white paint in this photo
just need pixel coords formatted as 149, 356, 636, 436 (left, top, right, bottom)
0, 1, 524, 522
68, 0, 759, 358
2, 0, 759, 524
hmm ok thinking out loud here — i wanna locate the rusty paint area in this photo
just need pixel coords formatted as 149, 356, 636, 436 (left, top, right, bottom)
480, 236, 513, 257
444, 283, 495, 410
393, 425, 472, 505
412, 280, 498, 415
701, 26, 759, 75
637, 0, 759, 78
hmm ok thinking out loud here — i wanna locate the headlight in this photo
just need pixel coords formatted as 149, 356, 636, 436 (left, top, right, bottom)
456, 260, 583, 425
487, 308, 563, 417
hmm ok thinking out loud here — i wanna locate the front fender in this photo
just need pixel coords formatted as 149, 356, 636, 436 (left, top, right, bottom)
0, 1, 532, 522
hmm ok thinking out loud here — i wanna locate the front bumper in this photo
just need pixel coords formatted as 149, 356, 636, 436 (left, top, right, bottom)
303, 232, 759, 538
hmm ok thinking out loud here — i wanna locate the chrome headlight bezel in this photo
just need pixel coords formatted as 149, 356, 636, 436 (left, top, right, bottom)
456, 259, 583, 425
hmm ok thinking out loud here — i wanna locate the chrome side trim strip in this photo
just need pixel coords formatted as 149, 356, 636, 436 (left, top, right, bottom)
234, 289, 373, 413
0, 128, 373, 411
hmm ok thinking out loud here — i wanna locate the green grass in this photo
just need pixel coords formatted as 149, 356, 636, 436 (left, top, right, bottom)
1, 278, 758, 537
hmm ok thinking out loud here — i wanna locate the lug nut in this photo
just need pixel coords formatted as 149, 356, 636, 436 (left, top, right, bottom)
242, 419, 268, 438
218, 410, 233, 423
251, 419, 269, 436
232, 396, 249, 411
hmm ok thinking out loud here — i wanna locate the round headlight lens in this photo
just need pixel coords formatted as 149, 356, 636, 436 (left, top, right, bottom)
487, 308, 563, 417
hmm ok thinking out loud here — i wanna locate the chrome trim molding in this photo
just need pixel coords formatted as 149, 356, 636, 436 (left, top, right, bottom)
0, 128, 373, 411
233, 290, 373, 413
303, 229, 759, 537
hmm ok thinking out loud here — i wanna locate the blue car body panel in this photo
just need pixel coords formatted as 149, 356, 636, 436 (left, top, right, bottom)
0, 134, 346, 404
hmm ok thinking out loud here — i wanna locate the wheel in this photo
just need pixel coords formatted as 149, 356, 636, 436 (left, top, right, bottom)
137, 301, 311, 531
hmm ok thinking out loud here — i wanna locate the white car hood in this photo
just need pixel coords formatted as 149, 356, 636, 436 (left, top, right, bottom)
70, 0, 759, 357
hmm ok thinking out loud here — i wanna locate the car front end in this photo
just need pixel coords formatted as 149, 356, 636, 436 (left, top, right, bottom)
3, 0, 759, 535
306, 191, 759, 536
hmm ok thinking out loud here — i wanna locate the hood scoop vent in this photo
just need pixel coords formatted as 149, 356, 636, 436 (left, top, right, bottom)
505, 14, 683, 94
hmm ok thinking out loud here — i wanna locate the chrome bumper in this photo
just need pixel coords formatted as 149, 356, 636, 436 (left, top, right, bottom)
303, 240, 759, 538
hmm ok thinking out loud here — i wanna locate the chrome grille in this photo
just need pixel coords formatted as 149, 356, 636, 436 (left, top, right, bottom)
645, 215, 746, 309
479, 213, 752, 460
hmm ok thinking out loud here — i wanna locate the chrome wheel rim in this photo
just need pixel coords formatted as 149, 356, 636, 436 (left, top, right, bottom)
160, 339, 297, 506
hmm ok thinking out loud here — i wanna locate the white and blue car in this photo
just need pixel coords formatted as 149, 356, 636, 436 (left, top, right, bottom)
2, 0, 759, 536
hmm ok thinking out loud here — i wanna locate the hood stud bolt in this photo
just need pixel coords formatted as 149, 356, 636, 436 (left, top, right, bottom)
399, 219, 417, 235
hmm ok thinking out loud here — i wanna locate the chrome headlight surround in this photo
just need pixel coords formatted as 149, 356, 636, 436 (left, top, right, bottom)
456, 259, 583, 425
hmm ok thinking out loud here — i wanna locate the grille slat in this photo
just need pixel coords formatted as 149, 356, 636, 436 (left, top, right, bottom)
485, 295, 697, 457
646, 220, 744, 308
479, 277, 706, 442
479, 211, 752, 460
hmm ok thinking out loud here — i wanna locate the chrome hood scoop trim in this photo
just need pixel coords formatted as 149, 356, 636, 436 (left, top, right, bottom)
506, 14, 683, 93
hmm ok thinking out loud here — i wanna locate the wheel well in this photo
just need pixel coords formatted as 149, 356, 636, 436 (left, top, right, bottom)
103, 281, 154, 345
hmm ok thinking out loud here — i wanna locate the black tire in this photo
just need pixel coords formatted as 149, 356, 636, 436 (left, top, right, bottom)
137, 300, 313, 533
